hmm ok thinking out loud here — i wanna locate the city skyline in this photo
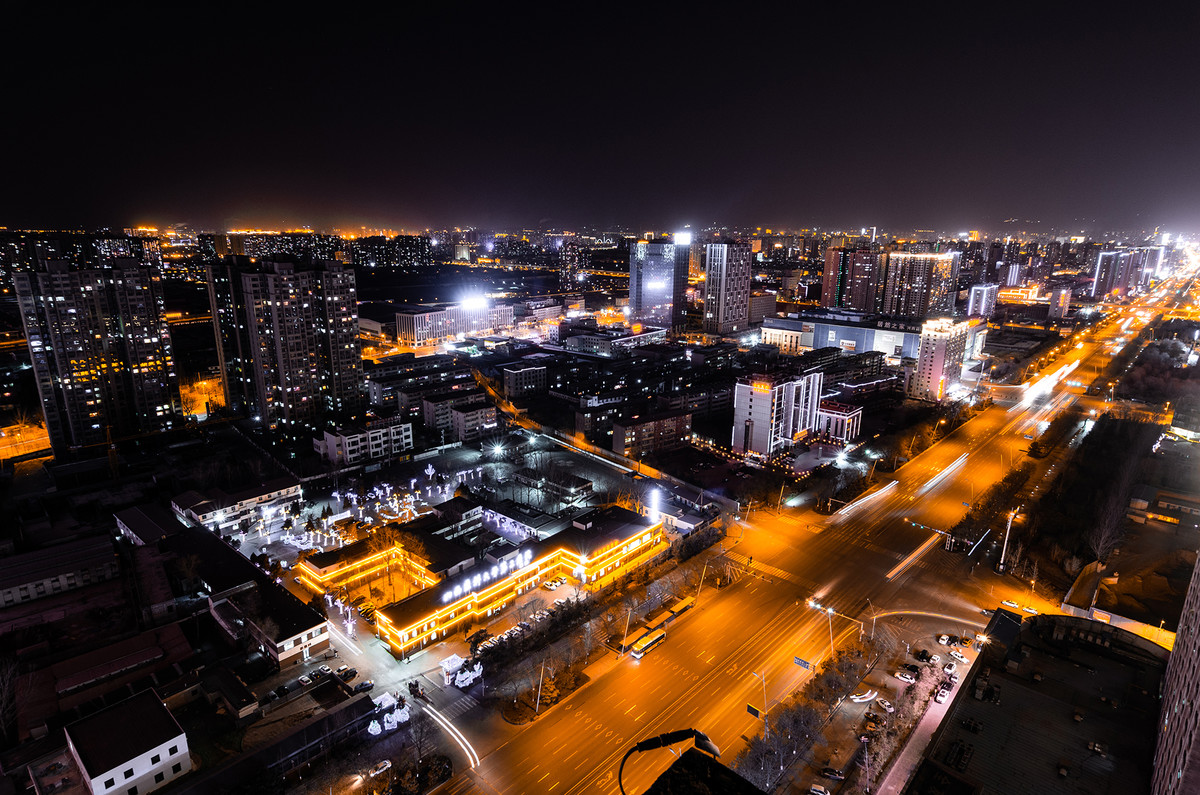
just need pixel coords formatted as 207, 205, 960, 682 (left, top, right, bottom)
7, 8, 1200, 235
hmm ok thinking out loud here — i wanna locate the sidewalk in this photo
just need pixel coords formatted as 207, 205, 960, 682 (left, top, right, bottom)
873, 682, 953, 794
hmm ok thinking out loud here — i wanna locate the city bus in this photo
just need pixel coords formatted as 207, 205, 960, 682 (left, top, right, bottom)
630, 629, 667, 659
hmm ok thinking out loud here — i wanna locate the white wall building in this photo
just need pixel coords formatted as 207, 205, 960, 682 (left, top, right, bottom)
909, 317, 970, 402
65, 689, 191, 795
731, 371, 823, 457
967, 283, 999, 318
395, 302, 515, 346
816, 401, 863, 444
313, 418, 414, 465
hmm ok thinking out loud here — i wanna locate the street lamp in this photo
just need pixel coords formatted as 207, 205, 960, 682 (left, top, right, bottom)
618, 729, 720, 795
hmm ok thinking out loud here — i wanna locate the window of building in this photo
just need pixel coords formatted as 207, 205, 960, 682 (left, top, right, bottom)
105, 779, 115, 789
151, 754, 160, 764
154, 772, 164, 784
128, 787, 138, 795
169, 745, 178, 755
172, 763, 182, 774
124, 769, 134, 779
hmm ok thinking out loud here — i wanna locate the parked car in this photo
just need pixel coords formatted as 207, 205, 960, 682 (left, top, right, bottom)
949, 650, 969, 664
809, 786, 831, 795
935, 686, 950, 704
949, 672, 960, 685
903, 663, 920, 673
298, 675, 312, 686
943, 662, 957, 675
821, 767, 846, 780
876, 699, 894, 713
275, 684, 290, 698
1002, 600, 1019, 608
927, 654, 941, 665
369, 760, 392, 777
353, 680, 375, 693
895, 671, 916, 684
937, 634, 950, 646
338, 668, 358, 682
336, 664, 350, 676
915, 649, 931, 662
318, 664, 333, 676
1022, 605, 1039, 614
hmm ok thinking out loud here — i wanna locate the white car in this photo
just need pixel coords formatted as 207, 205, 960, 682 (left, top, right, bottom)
927, 654, 941, 665
809, 786, 831, 795
369, 760, 392, 777
935, 686, 950, 704
1022, 605, 1039, 614
850, 690, 877, 703
1002, 600, 1019, 608
943, 662, 957, 675
937, 634, 950, 646
949, 650, 969, 664
894, 671, 917, 684
876, 698, 894, 713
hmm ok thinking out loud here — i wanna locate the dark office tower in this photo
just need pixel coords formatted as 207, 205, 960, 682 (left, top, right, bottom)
822, 247, 881, 312
1091, 248, 1150, 299
703, 240, 752, 335
630, 234, 690, 331
208, 256, 363, 429
15, 258, 181, 454
879, 251, 960, 319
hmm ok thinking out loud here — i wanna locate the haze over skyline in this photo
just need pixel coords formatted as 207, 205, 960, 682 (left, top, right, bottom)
8, 8, 1200, 235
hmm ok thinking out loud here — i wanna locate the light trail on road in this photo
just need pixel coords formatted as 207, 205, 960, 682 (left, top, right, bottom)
426, 704, 480, 768
837, 479, 897, 516
916, 453, 967, 496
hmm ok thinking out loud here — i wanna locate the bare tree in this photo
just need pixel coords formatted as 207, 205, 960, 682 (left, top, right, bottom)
1088, 489, 1128, 563
0, 657, 18, 743
407, 710, 438, 763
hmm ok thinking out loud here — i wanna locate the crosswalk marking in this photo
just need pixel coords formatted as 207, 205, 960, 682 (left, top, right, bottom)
441, 694, 478, 720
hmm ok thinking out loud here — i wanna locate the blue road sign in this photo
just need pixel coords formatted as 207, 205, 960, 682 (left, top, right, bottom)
794, 656, 810, 669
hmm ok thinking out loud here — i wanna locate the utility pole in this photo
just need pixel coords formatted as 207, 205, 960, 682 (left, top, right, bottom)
998, 507, 1020, 573
534, 659, 546, 714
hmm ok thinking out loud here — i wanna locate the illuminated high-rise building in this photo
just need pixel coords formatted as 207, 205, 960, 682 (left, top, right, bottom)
702, 240, 752, 335
880, 251, 960, 319
909, 317, 970, 401
208, 255, 363, 428
15, 258, 182, 454
629, 233, 690, 331
822, 247, 882, 312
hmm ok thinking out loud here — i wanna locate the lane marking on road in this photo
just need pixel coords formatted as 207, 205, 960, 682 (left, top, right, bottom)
625, 705, 635, 715
538, 773, 549, 783
636, 711, 645, 721
708, 655, 716, 664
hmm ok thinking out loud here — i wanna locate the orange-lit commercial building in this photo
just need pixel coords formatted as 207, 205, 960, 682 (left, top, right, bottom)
313, 507, 667, 658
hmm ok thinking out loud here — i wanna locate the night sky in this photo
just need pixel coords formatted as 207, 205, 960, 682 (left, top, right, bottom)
7, 8, 1200, 235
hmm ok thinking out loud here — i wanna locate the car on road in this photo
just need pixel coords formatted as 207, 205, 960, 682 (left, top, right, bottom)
1002, 600, 1019, 608
865, 714, 885, 732
949, 650, 969, 664
293, 577, 301, 584
298, 675, 312, 686
554, 598, 569, 609
894, 671, 916, 684
809, 785, 831, 795
821, 767, 846, 780
369, 760, 392, 777
1023, 605, 1039, 614
949, 672, 960, 685
350, 595, 367, 607
274, 684, 289, 698
318, 664, 333, 676
943, 662, 957, 675
353, 680, 375, 693
937, 634, 950, 646
876, 698, 894, 713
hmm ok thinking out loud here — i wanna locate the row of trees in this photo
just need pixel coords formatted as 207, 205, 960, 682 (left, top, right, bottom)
733, 634, 899, 791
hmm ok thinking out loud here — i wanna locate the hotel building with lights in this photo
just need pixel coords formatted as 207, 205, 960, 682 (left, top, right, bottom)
295, 506, 667, 658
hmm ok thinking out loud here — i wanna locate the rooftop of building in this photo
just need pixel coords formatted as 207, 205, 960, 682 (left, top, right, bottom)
909, 611, 1166, 795
0, 536, 116, 592
114, 503, 183, 545
65, 689, 184, 778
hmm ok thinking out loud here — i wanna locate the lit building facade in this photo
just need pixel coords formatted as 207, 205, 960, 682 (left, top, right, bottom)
1048, 287, 1072, 319
967, 283, 999, 318
313, 417, 413, 465
909, 317, 970, 402
880, 251, 960, 319
208, 255, 363, 427
815, 400, 863, 444
629, 234, 690, 332
822, 247, 882, 312
16, 259, 182, 453
395, 302, 515, 346
298, 507, 667, 659
612, 410, 692, 458
1153, 549, 1200, 794
703, 241, 752, 335
731, 371, 823, 457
